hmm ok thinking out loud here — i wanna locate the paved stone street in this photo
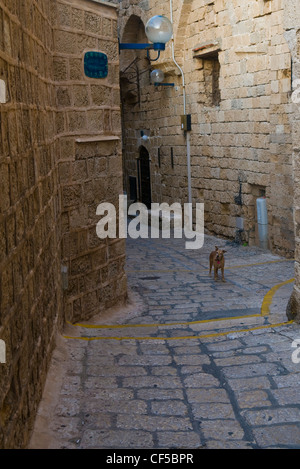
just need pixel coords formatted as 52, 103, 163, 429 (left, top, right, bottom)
29, 234, 300, 449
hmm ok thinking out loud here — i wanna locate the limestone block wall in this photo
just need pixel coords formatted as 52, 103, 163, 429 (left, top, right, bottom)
120, 0, 295, 257
52, 0, 127, 323
0, 0, 62, 448
0, 0, 126, 449
283, 0, 300, 320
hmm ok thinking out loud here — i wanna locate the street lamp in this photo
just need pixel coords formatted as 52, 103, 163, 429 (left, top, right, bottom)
84, 15, 172, 77
151, 69, 174, 87
145, 15, 173, 50
150, 69, 165, 84
119, 15, 173, 52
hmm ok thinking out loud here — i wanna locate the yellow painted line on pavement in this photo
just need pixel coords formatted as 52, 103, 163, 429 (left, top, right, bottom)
63, 320, 295, 341
63, 273, 295, 341
226, 259, 294, 270
126, 259, 294, 274
261, 278, 295, 316
67, 313, 262, 330
66, 277, 295, 331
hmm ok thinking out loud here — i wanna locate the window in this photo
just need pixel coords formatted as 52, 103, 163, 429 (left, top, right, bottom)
202, 52, 220, 106
193, 41, 221, 107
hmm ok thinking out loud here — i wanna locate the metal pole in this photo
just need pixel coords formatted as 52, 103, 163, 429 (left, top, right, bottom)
170, 0, 192, 228
186, 131, 192, 229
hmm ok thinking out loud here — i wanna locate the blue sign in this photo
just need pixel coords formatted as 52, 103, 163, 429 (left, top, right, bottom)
84, 52, 108, 79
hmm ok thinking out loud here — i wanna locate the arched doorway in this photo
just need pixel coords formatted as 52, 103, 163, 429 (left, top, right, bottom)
138, 146, 151, 209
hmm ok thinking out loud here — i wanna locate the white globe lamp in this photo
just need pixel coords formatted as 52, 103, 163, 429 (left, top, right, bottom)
145, 15, 173, 49
150, 69, 165, 84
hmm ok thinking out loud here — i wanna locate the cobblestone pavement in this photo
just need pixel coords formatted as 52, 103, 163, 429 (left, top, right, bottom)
29, 234, 300, 449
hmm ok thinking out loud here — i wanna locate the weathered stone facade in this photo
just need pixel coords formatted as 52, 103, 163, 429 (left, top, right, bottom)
283, 0, 300, 321
0, 0, 126, 448
1, 0, 300, 450
119, 0, 295, 257
53, 0, 126, 323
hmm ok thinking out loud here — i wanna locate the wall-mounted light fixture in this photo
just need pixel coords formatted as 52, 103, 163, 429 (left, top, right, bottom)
151, 69, 165, 83
151, 69, 174, 87
119, 15, 173, 61
140, 131, 150, 142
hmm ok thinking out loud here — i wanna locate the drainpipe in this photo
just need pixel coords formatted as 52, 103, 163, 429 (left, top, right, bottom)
169, 0, 192, 230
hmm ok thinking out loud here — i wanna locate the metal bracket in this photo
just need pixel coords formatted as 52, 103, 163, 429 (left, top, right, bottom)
119, 42, 165, 51
154, 83, 174, 87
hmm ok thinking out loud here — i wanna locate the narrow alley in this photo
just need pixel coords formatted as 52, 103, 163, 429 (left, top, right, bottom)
29, 233, 300, 449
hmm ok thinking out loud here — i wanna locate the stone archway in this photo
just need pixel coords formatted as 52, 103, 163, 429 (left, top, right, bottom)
119, 13, 152, 205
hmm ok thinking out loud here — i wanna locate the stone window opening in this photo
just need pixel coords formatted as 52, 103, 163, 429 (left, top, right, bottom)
199, 52, 221, 107
193, 42, 221, 107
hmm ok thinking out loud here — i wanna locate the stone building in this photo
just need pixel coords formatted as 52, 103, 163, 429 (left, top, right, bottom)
0, 0, 127, 448
284, 1, 300, 322
119, 0, 295, 257
1, 0, 300, 451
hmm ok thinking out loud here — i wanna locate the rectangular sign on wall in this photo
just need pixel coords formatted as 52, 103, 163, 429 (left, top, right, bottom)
84, 52, 108, 79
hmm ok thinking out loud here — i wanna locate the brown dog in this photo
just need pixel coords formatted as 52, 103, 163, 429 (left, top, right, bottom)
209, 246, 226, 282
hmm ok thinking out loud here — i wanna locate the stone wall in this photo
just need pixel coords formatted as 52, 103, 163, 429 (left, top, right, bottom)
283, 0, 300, 321
53, 0, 127, 323
119, 0, 295, 257
0, 0, 126, 448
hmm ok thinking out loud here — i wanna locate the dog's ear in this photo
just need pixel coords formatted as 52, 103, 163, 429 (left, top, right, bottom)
222, 250, 227, 253
215, 246, 218, 250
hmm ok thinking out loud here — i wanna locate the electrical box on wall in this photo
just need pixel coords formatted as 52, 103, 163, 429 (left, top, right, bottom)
181, 114, 192, 131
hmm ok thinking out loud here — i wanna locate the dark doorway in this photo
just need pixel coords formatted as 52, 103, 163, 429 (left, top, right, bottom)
129, 176, 137, 202
138, 146, 151, 209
